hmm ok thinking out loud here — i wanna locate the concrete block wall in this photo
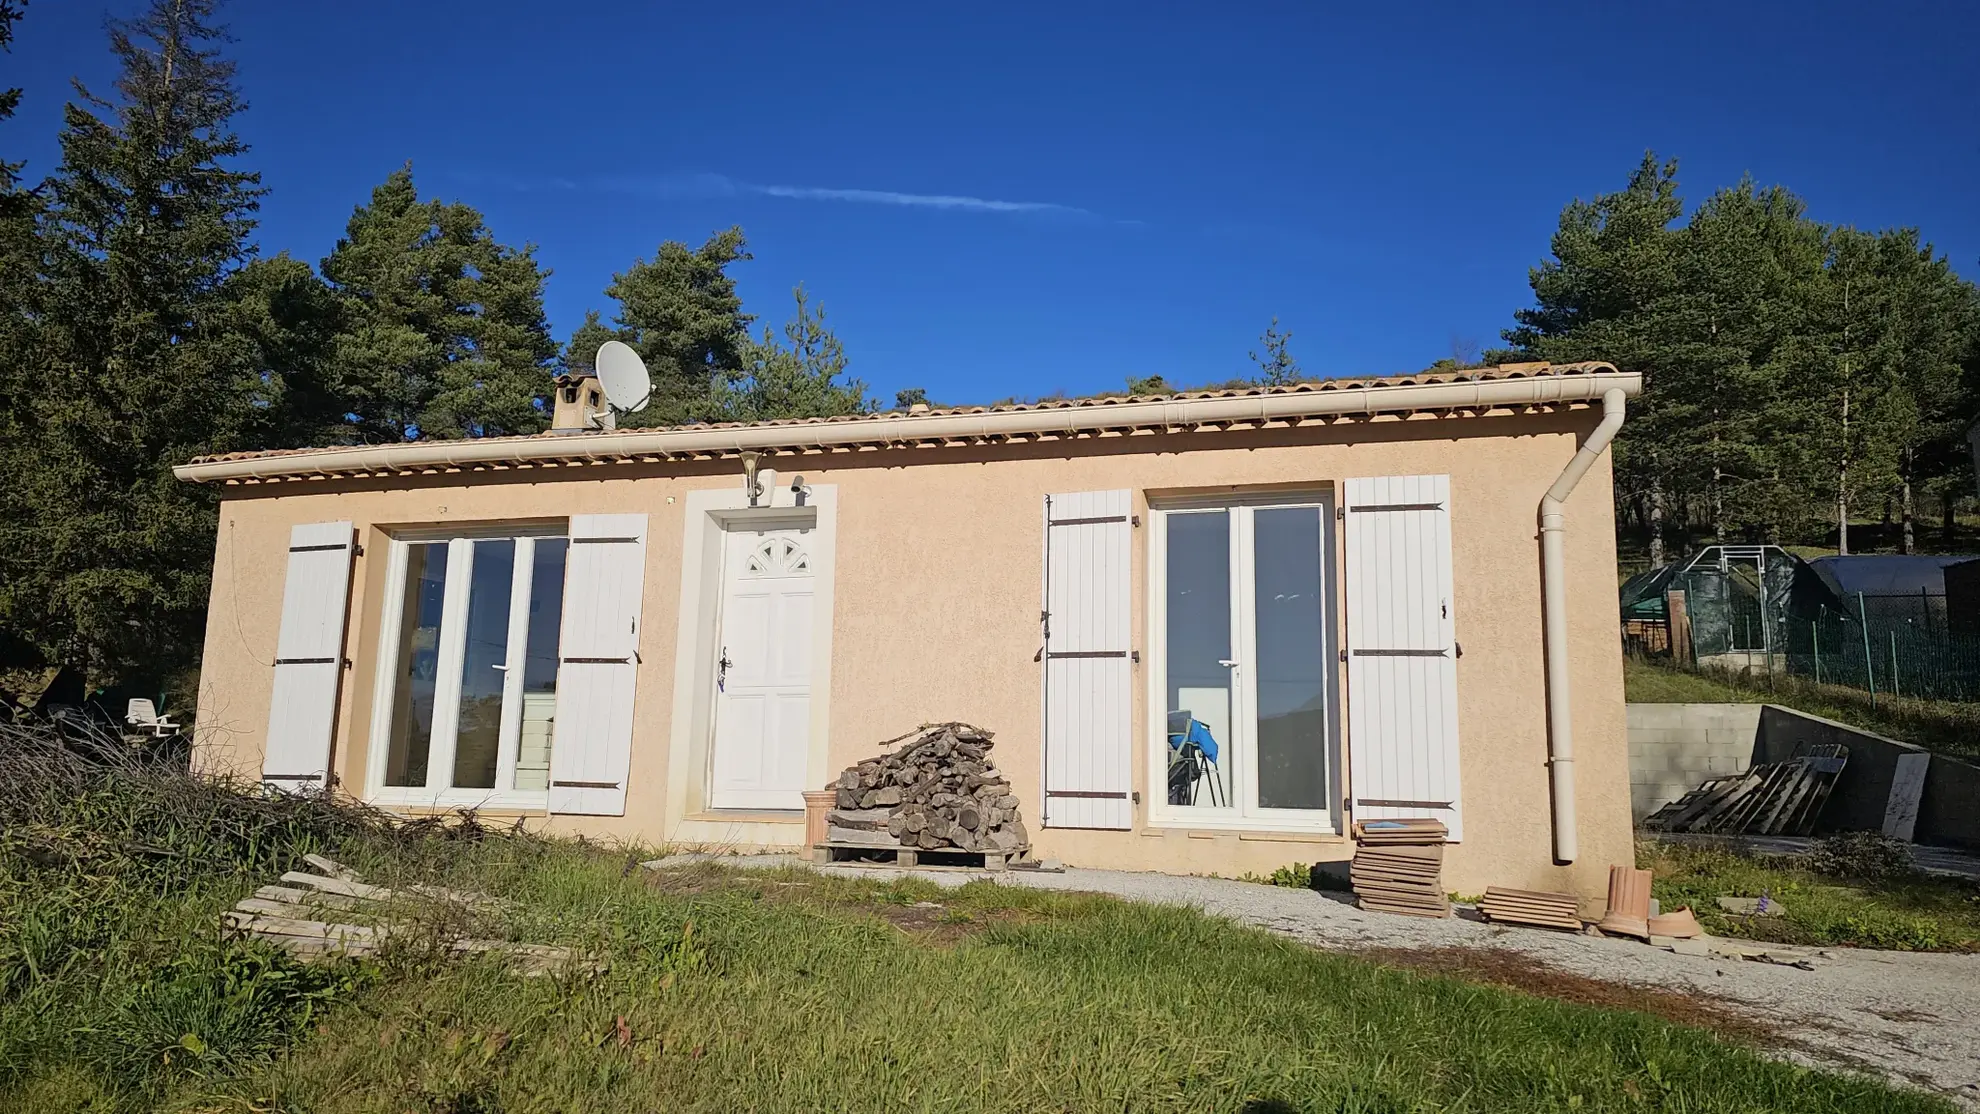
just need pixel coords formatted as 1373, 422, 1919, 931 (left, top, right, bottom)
1627, 701, 1980, 849
1626, 704, 1763, 820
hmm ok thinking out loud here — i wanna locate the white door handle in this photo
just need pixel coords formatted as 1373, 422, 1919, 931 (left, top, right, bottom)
1217, 659, 1239, 668
491, 664, 509, 671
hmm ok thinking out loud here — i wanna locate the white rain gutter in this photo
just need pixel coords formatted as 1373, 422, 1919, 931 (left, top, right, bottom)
1539, 387, 1628, 864
174, 369, 1641, 484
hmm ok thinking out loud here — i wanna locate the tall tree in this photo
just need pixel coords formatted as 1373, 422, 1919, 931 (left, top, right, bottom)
706, 284, 871, 422
1, 0, 266, 682
1498, 152, 1980, 560
1249, 316, 1300, 386
319, 166, 557, 442
1787, 228, 1977, 553
1495, 153, 1686, 565
0, 0, 25, 191
577, 227, 753, 426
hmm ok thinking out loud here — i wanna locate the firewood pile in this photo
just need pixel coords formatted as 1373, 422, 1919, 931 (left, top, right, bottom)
825, 723, 1029, 854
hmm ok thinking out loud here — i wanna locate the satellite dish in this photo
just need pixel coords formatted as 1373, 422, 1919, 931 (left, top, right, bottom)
594, 340, 652, 414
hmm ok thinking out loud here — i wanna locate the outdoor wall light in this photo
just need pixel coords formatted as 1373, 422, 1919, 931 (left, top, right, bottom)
791, 474, 808, 507
740, 451, 763, 506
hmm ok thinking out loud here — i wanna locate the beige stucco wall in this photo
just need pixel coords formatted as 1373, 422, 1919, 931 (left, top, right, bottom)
191, 407, 1630, 902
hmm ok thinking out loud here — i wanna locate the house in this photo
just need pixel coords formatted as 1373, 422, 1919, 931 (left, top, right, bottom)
176, 360, 1641, 899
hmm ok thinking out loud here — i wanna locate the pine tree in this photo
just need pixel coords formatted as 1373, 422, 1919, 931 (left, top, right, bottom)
0, 0, 25, 191
1249, 316, 1300, 386
1, 0, 267, 683
319, 166, 557, 441
706, 285, 871, 422
580, 227, 753, 427
1495, 152, 1687, 564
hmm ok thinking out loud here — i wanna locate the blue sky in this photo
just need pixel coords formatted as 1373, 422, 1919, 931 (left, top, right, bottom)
9, 0, 1976, 406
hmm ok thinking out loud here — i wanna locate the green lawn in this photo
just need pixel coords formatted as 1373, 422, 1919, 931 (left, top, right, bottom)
1641, 839, 1980, 952
1623, 656, 1980, 760
0, 727, 1959, 1113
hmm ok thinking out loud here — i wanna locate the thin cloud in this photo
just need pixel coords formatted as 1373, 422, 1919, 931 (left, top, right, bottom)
750, 183, 1086, 215
492, 170, 1105, 220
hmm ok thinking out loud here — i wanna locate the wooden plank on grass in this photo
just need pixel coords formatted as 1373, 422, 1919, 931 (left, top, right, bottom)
279, 871, 395, 901
223, 911, 386, 943
303, 853, 360, 881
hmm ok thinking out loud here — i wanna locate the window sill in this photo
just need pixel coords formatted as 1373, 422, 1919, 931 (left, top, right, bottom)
369, 792, 548, 813
1141, 818, 1343, 841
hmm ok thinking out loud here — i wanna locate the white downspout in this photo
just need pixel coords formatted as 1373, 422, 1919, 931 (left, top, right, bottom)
1539, 387, 1627, 863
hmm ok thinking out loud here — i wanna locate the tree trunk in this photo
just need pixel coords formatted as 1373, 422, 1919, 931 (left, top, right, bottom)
1945, 491, 1959, 546
1900, 451, 1916, 556
1837, 474, 1850, 555
1837, 371, 1851, 556
1648, 481, 1667, 568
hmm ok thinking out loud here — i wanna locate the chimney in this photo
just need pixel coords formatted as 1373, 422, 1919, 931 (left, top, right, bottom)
550, 373, 614, 434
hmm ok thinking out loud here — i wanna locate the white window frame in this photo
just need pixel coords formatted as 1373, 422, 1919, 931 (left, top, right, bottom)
1144, 491, 1342, 833
363, 522, 570, 811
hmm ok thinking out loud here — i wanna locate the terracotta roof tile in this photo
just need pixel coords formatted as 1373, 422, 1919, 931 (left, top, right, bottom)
185, 361, 1618, 467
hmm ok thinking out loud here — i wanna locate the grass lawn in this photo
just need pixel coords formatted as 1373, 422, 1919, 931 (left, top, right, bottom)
1623, 656, 1980, 761
0, 729, 1960, 1113
1641, 839, 1980, 953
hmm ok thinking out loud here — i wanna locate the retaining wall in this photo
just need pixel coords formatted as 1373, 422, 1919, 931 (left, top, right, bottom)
1627, 702, 1980, 849
1625, 704, 1763, 821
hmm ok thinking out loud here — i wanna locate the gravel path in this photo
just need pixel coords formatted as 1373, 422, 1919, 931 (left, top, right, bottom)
653, 853, 1980, 1107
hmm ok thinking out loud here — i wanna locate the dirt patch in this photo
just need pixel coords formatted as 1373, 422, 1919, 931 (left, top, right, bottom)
1360, 946, 1784, 1045
865, 900, 1036, 945
643, 862, 743, 896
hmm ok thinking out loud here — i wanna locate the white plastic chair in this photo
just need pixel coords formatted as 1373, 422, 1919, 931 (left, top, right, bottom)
126, 698, 180, 737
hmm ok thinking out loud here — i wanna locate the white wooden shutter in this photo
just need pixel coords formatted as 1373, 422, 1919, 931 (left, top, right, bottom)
1343, 476, 1463, 840
1041, 490, 1133, 830
263, 521, 356, 790
549, 513, 648, 815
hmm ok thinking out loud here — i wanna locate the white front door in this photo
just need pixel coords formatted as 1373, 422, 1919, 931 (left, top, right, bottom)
709, 524, 815, 810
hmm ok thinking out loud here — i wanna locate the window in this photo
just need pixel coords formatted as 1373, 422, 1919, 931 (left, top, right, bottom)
1149, 496, 1339, 830
369, 528, 568, 806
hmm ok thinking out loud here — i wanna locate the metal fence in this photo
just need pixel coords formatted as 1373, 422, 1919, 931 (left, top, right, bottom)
1684, 591, 1980, 704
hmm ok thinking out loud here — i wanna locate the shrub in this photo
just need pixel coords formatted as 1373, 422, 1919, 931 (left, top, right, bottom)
1809, 832, 1918, 883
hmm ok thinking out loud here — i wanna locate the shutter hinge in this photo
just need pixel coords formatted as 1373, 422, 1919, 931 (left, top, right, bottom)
1338, 649, 1347, 663
1131, 649, 1140, 663
1455, 641, 1463, 659
353, 542, 365, 557
1336, 506, 1346, 520
1132, 514, 1141, 527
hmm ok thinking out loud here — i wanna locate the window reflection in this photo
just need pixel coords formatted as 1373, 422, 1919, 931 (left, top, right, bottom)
514, 539, 566, 791
385, 543, 448, 787
1165, 511, 1232, 808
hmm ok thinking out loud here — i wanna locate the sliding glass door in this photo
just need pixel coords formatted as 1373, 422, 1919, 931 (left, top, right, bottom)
372, 529, 568, 806
1153, 497, 1337, 828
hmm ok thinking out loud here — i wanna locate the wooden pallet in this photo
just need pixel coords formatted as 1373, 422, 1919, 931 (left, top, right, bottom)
1643, 744, 1847, 836
814, 842, 1028, 871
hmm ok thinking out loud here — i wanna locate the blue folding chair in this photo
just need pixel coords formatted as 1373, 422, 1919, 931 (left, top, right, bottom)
1166, 709, 1225, 807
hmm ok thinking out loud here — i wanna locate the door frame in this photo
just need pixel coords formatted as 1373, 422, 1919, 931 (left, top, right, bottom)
1143, 490, 1343, 833
706, 515, 820, 811
664, 475, 839, 842
360, 522, 569, 811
